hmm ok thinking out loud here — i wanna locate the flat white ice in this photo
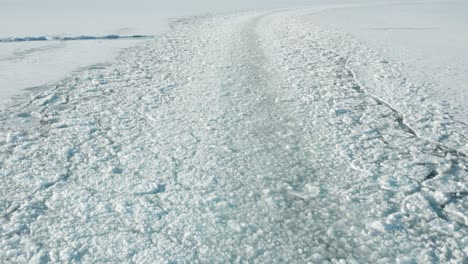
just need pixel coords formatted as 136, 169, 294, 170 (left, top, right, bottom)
0, 39, 143, 108
303, 0, 468, 124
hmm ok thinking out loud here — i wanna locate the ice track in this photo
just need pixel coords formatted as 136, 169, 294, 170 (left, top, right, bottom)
0, 11, 467, 263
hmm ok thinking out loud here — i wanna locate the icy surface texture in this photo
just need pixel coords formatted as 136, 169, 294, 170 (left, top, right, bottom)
0, 11, 466, 263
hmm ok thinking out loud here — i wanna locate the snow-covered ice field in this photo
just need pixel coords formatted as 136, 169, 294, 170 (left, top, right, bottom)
0, 0, 467, 263
303, 0, 468, 124
0, 39, 145, 107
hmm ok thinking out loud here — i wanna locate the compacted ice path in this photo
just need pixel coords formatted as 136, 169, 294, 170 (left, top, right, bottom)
0, 11, 467, 263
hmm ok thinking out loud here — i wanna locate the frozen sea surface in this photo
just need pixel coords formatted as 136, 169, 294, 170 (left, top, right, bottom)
0, 0, 317, 107
0, 9, 466, 263
303, 0, 468, 124
0, 39, 144, 108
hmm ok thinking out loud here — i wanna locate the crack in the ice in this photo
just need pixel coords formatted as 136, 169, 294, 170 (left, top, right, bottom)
1, 204, 20, 222
423, 169, 438, 181
311, 50, 468, 223
344, 57, 467, 157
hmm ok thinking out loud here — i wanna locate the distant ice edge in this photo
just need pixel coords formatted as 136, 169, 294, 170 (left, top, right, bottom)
0, 35, 154, 43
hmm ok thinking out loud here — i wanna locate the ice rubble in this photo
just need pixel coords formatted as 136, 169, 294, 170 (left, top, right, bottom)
0, 11, 466, 263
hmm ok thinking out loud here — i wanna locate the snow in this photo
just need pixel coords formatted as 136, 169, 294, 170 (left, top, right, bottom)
3, 0, 466, 113
303, 0, 468, 123
0, 0, 320, 108
0, 39, 143, 108
0, 35, 152, 42
1, 0, 467, 263
1, 9, 466, 262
